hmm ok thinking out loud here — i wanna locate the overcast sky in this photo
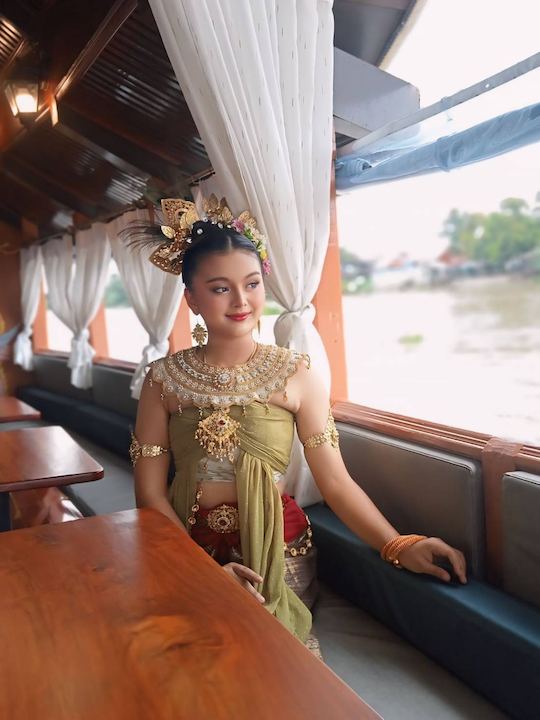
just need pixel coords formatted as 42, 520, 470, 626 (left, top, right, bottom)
336, 0, 540, 262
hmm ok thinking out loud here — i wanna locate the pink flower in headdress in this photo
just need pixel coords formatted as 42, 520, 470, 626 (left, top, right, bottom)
232, 218, 245, 233
262, 258, 272, 275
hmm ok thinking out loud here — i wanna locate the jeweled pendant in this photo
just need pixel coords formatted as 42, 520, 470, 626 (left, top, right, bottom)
194, 407, 240, 461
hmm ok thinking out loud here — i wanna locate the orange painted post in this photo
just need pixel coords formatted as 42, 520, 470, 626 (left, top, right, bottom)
89, 304, 109, 358
168, 295, 192, 353
313, 151, 348, 402
32, 285, 48, 351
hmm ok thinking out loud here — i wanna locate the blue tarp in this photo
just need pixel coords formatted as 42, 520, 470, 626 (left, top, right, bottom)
335, 102, 540, 191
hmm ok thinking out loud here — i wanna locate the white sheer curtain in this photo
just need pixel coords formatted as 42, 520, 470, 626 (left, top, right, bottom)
13, 245, 43, 371
107, 208, 184, 399
149, 0, 334, 505
42, 226, 111, 389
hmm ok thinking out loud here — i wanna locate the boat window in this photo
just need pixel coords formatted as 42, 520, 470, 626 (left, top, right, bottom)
103, 259, 148, 363
338, 141, 540, 446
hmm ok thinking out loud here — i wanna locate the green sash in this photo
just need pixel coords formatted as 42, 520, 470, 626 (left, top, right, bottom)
168, 401, 312, 642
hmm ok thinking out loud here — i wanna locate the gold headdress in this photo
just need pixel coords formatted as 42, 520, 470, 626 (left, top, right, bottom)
149, 194, 270, 276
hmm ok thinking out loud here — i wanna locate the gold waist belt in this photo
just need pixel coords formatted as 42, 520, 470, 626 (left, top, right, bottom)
204, 504, 240, 534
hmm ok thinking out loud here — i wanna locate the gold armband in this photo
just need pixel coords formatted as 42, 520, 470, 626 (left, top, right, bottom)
302, 409, 339, 450
129, 432, 169, 467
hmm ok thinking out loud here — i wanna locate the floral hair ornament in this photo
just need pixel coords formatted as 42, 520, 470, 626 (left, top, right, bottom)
150, 194, 271, 276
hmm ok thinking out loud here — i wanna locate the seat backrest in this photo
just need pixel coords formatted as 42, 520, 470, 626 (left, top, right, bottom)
502, 471, 540, 609
34, 354, 93, 402
337, 423, 486, 577
92, 364, 138, 420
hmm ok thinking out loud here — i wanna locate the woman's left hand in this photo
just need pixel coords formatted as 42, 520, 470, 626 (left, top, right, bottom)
398, 537, 467, 584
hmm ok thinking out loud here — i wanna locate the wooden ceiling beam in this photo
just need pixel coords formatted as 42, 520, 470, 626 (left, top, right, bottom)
0, 170, 72, 230
1, 155, 99, 219
54, 102, 174, 185
0, 4, 38, 38
54, 0, 138, 102
68, 86, 200, 169
0, 36, 28, 85
1, 0, 137, 152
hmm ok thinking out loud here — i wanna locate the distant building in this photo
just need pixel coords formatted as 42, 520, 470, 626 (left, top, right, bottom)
505, 247, 540, 275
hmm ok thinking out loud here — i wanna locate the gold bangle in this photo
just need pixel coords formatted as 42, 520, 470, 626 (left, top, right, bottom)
129, 432, 169, 467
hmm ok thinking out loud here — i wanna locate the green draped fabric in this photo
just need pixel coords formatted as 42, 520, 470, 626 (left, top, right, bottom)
168, 401, 312, 642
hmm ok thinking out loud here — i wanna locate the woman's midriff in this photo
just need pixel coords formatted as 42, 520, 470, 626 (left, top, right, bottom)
197, 478, 286, 508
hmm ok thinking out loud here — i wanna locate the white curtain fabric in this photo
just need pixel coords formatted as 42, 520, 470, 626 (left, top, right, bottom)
149, 0, 334, 505
13, 245, 43, 371
42, 226, 111, 389
107, 208, 184, 399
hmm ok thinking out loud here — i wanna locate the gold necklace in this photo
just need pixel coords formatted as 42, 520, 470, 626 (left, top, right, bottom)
201, 340, 258, 369
152, 343, 309, 461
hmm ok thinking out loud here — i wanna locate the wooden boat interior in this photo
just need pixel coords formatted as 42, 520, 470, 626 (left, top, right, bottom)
0, 2, 539, 719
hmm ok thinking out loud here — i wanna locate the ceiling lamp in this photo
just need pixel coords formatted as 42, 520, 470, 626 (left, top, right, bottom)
4, 53, 43, 123
5, 79, 39, 116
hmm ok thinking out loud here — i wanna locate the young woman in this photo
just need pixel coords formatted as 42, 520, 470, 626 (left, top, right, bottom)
128, 197, 467, 650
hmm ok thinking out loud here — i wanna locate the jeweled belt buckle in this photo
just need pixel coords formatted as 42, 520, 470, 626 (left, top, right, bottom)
206, 504, 240, 533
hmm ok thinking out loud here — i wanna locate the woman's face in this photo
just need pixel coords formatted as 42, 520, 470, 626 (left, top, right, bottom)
185, 249, 265, 340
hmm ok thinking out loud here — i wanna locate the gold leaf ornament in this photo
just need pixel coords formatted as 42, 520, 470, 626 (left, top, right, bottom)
147, 194, 270, 276
203, 194, 234, 225
160, 225, 176, 239
236, 210, 257, 229
149, 198, 201, 275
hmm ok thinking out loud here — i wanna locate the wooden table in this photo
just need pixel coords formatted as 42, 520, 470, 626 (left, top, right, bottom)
0, 396, 41, 422
0, 425, 103, 531
0, 509, 381, 720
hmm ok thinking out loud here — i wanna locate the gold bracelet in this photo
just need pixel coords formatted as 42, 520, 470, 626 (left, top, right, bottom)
129, 432, 169, 467
302, 409, 339, 450
380, 534, 427, 568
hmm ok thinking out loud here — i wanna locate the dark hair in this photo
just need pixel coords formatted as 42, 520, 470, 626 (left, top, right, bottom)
120, 217, 262, 289
182, 221, 261, 289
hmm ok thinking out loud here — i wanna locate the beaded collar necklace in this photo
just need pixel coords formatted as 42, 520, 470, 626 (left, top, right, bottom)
151, 343, 309, 460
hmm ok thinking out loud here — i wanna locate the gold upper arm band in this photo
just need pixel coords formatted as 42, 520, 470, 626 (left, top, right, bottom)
129, 432, 169, 467
302, 409, 339, 450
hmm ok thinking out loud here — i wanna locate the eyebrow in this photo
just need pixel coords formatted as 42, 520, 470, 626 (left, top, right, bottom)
205, 271, 261, 283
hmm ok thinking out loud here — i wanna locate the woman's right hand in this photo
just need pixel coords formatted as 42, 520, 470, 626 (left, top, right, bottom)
222, 562, 265, 603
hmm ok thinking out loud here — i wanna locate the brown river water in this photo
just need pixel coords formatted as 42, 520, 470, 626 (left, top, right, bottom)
342, 275, 540, 446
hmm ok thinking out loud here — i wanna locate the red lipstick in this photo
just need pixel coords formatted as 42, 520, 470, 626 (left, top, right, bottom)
227, 313, 251, 321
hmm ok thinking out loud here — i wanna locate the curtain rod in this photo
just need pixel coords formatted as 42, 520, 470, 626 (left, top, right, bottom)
337, 51, 540, 157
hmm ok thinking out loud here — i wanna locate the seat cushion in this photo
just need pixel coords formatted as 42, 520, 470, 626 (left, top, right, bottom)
502, 471, 540, 609
307, 503, 540, 720
313, 586, 506, 720
337, 423, 485, 577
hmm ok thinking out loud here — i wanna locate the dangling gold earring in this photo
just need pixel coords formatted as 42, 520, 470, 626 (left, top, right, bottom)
192, 318, 208, 347
257, 319, 261, 339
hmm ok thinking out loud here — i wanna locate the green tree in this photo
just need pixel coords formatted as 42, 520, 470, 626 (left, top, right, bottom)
500, 197, 528, 217
441, 196, 540, 269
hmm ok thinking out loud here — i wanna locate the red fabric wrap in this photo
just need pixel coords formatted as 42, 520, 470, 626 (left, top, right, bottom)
281, 493, 309, 542
190, 493, 308, 565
